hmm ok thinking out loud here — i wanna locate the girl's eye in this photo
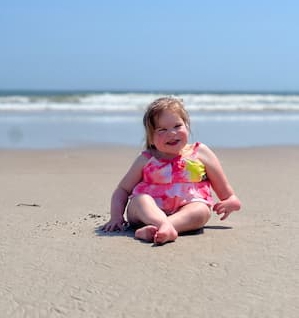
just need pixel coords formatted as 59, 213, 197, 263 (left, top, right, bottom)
156, 128, 167, 135
175, 124, 183, 128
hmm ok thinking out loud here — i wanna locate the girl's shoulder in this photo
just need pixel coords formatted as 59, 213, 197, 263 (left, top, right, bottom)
131, 150, 156, 168
129, 151, 151, 170
194, 142, 221, 171
192, 142, 215, 163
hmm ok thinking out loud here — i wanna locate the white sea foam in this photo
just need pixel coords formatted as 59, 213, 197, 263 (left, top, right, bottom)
1, 93, 299, 113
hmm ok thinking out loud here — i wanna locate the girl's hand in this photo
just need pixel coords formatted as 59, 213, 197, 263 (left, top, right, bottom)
101, 217, 127, 232
213, 195, 241, 221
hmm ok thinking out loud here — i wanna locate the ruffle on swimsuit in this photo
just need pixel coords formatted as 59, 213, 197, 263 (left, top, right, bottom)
131, 142, 213, 214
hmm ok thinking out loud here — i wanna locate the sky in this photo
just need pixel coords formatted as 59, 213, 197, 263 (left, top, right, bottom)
1, 0, 299, 92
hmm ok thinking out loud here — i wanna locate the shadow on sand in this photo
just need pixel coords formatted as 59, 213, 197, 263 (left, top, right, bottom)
94, 224, 232, 240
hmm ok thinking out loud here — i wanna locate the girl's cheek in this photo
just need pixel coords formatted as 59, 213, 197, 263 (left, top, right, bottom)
156, 134, 166, 142
152, 135, 163, 147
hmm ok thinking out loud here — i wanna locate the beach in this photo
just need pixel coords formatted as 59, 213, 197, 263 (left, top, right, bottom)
1, 145, 298, 317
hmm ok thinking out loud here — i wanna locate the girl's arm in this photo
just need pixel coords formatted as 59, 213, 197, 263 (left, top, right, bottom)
199, 143, 241, 220
102, 154, 147, 231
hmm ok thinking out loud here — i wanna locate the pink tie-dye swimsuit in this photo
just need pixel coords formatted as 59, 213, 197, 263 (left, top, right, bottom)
131, 142, 213, 215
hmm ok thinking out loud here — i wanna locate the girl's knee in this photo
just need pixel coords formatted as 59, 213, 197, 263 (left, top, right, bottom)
127, 194, 156, 220
188, 203, 211, 226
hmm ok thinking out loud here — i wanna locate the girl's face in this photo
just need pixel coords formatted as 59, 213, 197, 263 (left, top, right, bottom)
151, 109, 189, 157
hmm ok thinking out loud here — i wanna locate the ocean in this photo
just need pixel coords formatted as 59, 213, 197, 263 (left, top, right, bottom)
1, 90, 299, 149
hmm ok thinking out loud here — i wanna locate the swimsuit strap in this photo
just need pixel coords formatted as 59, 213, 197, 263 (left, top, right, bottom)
190, 142, 201, 158
141, 150, 152, 159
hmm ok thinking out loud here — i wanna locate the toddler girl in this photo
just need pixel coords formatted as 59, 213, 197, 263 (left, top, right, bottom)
102, 97, 241, 244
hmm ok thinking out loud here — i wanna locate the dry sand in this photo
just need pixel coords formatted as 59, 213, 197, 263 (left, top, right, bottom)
0, 146, 298, 317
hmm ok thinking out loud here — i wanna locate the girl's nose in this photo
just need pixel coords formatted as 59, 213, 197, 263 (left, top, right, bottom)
167, 128, 176, 135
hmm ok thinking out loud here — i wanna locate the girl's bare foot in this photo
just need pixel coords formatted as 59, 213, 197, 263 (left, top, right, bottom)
154, 222, 178, 245
135, 225, 158, 242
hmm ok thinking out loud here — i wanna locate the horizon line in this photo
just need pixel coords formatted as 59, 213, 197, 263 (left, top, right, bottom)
1, 88, 299, 95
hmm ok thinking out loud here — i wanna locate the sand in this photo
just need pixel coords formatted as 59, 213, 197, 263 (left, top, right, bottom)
0, 145, 298, 317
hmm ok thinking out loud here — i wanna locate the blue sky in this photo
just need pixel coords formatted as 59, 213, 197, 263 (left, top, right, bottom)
1, 0, 299, 92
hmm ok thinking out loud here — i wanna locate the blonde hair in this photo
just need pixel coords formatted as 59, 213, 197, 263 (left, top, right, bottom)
143, 96, 190, 150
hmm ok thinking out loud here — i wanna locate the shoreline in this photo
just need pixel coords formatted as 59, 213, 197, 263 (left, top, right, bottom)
1, 145, 298, 317
2, 111, 299, 150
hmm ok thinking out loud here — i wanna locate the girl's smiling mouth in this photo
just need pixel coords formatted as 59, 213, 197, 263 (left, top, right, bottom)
166, 139, 180, 146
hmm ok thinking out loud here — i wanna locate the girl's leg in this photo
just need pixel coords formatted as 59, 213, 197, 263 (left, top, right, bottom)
167, 201, 211, 234
127, 194, 178, 244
